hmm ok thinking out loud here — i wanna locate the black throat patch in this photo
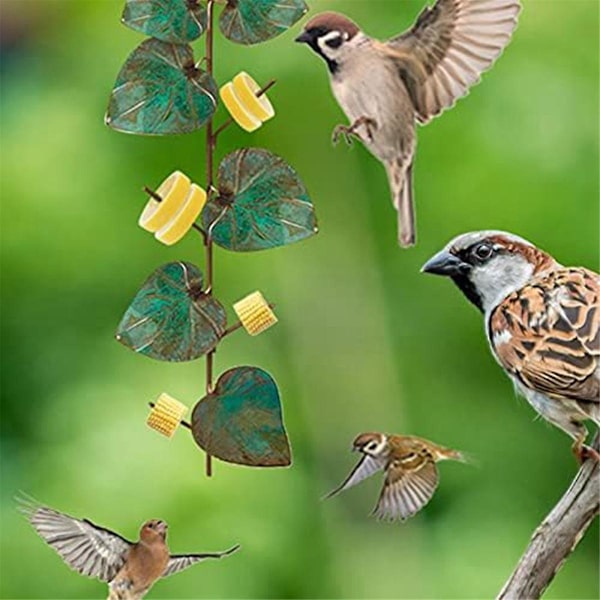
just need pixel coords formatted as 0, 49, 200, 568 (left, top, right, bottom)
451, 274, 484, 313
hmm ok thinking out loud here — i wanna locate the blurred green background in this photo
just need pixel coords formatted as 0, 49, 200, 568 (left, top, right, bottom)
1, 0, 598, 598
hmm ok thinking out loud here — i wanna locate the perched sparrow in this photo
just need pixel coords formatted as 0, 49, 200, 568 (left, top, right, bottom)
422, 231, 600, 462
296, 1, 521, 247
326, 433, 466, 521
21, 500, 240, 600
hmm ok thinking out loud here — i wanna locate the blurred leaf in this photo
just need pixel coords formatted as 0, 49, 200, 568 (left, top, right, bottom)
116, 262, 226, 361
121, 0, 208, 43
105, 38, 217, 135
202, 148, 318, 251
219, 0, 308, 45
192, 366, 291, 466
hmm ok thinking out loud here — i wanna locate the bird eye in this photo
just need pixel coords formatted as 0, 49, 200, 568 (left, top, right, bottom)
473, 243, 493, 261
325, 35, 343, 49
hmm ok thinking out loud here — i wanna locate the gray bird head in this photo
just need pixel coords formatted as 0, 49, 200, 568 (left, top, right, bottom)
295, 12, 362, 74
421, 231, 556, 313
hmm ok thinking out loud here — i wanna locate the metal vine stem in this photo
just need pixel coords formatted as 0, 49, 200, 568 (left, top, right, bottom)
199, 0, 275, 476
204, 0, 216, 477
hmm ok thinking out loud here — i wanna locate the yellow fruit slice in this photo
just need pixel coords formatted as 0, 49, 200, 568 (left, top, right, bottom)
139, 171, 191, 233
233, 291, 278, 336
147, 393, 188, 438
155, 184, 207, 246
233, 72, 275, 123
220, 82, 261, 133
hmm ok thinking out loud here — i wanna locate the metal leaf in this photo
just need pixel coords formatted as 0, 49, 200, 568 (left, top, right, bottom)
122, 0, 208, 44
219, 0, 308, 45
116, 262, 227, 362
202, 148, 318, 251
192, 366, 291, 467
105, 39, 218, 135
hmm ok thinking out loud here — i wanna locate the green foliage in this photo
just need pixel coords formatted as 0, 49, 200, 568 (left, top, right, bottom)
219, 0, 308, 45
106, 39, 218, 135
115, 262, 227, 362
192, 366, 291, 466
121, 0, 208, 44
203, 148, 318, 251
1, 1, 598, 599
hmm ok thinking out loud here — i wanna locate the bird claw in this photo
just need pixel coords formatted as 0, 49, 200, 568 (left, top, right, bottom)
332, 124, 355, 147
355, 116, 378, 143
332, 116, 378, 147
572, 441, 600, 464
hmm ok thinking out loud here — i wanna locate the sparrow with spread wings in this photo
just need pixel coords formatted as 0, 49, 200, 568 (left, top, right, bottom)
296, 0, 521, 247
21, 500, 240, 600
326, 433, 467, 521
422, 231, 600, 462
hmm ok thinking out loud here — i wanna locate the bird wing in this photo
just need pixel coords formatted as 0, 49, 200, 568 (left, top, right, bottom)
324, 455, 386, 499
373, 458, 439, 521
162, 545, 240, 578
388, 0, 521, 124
20, 499, 132, 582
489, 268, 600, 405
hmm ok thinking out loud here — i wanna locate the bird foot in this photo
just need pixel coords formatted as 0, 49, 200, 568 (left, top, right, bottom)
332, 116, 378, 146
572, 442, 600, 464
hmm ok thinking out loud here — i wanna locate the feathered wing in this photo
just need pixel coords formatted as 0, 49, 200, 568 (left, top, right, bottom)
162, 545, 240, 578
389, 0, 521, 124
489, 268, 600, 418
325, 455, 386, 499
373, 459, 439, 521
20, 499, 132, 582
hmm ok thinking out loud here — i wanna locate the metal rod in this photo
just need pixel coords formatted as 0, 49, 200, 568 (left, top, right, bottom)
204, 0, 216, 478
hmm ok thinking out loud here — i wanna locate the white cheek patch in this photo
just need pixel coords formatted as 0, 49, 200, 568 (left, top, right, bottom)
470, 255, 535, 313
318, 30, 346, 54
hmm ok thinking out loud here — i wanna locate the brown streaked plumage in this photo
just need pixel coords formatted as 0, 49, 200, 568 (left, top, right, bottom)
19, 499, 240, 600
422, 231, 600, 462
326, 433, 467, 521
296, 1, 521, 247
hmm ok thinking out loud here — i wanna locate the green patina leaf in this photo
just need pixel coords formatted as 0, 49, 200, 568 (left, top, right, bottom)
202, 148, 318, 251
122, 0, 208, 44
219, 0, 308, 45
116, 262, 226, 362
192, 366, 291, 467
105, 39, 217, 135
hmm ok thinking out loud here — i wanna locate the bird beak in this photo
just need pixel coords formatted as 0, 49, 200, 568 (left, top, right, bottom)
295, 31, 312, 44
421, 251, 471, 277
156, 521, 168, 535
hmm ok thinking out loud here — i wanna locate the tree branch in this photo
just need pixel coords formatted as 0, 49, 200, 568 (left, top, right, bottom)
497, 433, 599, 600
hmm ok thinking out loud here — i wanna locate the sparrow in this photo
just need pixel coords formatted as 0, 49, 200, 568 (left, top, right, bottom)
295, 1, 521, 247
422, 231, 600, 462
20, 499, 240, 600
326, 432, 466, 521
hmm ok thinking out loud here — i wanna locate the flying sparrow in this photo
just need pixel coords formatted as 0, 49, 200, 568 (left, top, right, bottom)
422, 231, 600, 462
21, 499, 240, 600
326, 433, 466, 521
295, 0, 521, 247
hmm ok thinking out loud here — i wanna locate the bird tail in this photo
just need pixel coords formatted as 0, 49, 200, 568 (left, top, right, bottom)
386, 157, 416, 248
438, 447, 475, 465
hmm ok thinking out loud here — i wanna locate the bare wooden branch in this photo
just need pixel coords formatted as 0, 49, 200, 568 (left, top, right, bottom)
497, 433, 599, 600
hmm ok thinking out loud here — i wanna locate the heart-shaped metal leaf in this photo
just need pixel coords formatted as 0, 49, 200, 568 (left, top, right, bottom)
122, 0, 207, 44
192, 366, 291, 467
202, 148, 318, 251
219, 0, 308, 45
106, 39, 218, 135
116, 262, 227, 362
